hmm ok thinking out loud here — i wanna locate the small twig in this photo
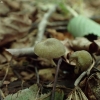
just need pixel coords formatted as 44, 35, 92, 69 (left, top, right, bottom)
9, 57, 23, 80
74, 71, 87, 87
0, 64, 9, 88
74, 60, 95, 86
13, 70, 22, 80
50, 58, 62, 100
35, 4, 57, 44
63, 4, 78, 17
0, 89, 5, 100
47, 21, 68, 26
86, 59, 95, 75
47, 26, 67, 31
34, 66, 39, 84
6, 47, 34, 57
93, 67, 100, 72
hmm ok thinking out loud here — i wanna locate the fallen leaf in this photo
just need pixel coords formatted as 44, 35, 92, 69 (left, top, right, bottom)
39, 68, 56, 81
70, 37, 98, 53
66, 86, 88, 100
0, 12, 32, 46
86, 72, 100, 100
67, 15, 100, 37
0, 3, 10, 15
4, 84, 39, 100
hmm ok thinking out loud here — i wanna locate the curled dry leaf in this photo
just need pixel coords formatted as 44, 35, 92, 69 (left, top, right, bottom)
0, 54, 7, 64
37, 57, 53, 67
0, 3, 10, 15
0, 63, 14, 82
70, 37, 98, 53
10, 30, 36, 48
51, 13, 68, 21
9, 57, 29, 70
39, 68, 56, 81
47, 29, 73, 40
3, 0, 21, 10
21, 2, 36, 16
66, 86, 88, 100
47, 29, 66, 40
21, 71, 35, 80
94, 39, 100, 54
2, 49, 13, 62
86, 72, 100, 100
87, 0, 100, 7
61, 39, 73, 63
0, 13, 32, 46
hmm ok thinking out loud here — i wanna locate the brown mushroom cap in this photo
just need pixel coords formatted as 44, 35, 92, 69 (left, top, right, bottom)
34, 38, 66, 59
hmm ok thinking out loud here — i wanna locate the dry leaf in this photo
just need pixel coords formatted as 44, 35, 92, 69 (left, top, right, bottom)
21, 71, 34, 80
94, 39, 100, 54
70, 37, 97, 52
2, 49, 13, 62
47, 29, 67, 40
61, 39, 73, 63
0, 12, 32, 46
10, 30, 37, 49
39, 68, 56, 81
4, 84, 39, 100
0, 54, 7, 64
66, 86, 88, 100
0, 3, 10, 15
86, 72, 100, 100
3, 0, 21, 10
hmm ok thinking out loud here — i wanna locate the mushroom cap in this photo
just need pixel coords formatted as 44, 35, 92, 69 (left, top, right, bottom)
34, 38, 66, 59
69, 50, 92, 74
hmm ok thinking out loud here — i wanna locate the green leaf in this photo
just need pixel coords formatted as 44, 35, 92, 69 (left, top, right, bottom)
67, 15, 100, 37
54, 89, 64, 100
4, 84, 39, 100
4, 84, 64, 100
36, 89, 64, 100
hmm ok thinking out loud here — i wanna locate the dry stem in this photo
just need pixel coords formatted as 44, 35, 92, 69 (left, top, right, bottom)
74, 60, 95, 86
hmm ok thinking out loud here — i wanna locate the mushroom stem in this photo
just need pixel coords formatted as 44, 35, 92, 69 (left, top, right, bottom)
50, 59, 56, 67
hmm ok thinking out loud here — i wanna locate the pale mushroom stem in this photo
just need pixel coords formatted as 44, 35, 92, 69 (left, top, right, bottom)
49, 59, 57, 67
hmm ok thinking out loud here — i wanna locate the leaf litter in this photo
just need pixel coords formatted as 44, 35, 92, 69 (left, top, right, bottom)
0, 0, 100, 100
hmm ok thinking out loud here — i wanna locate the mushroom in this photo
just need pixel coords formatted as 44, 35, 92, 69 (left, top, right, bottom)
34, 38, 66, 66
69, 50, 93, 74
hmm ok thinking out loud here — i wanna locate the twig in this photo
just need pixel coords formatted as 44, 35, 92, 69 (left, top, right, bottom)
74, 60, 95, 86
50, 58, 62, 100
10, 58, 25, 89
63, 4, 78, 17
6, 47, 34, 57
35, 4, 57, 44
86, 59, 95, 75
0, 64, 9, 88
47, 21, 68, 26
0, 89, 5, 100
9, 57, 22, 79
34, 66, 39, 84
74, 71, 87, 87
6, 4, 57, 57
93, 67, 100, 72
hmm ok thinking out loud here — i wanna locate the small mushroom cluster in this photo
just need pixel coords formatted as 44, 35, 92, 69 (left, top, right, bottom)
34, 38, 66, 66
69, 50, 93, 74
